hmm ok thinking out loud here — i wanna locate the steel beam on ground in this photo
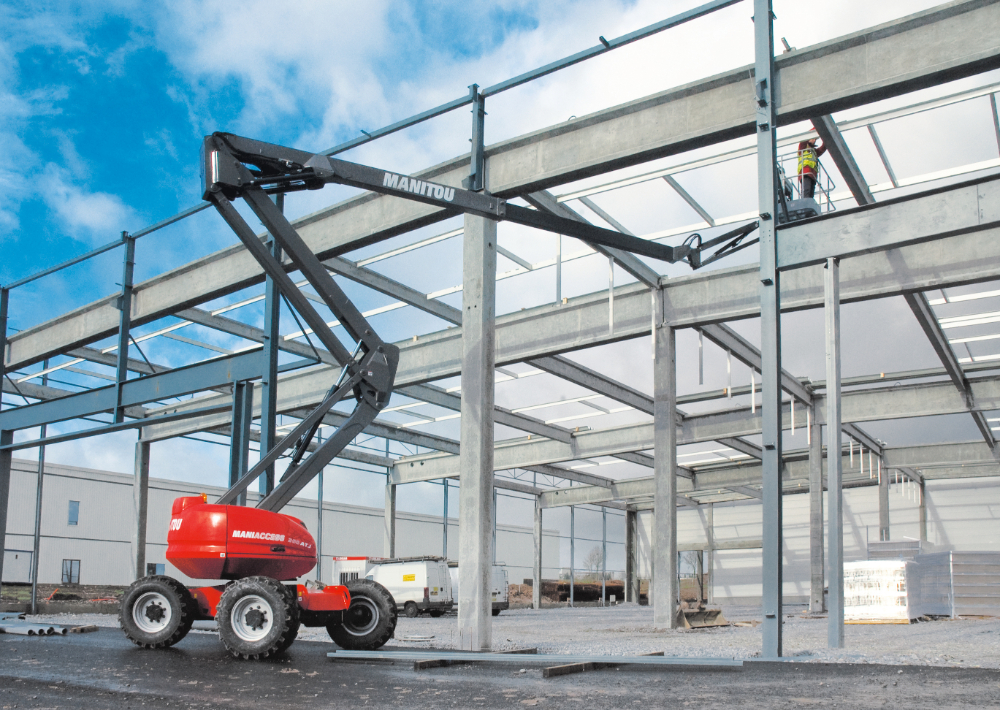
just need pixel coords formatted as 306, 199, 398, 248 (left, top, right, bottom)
133, 440, 150, 579
9, 2, 1000, 371
457, 207, 496, 652
825, 258, 844, 649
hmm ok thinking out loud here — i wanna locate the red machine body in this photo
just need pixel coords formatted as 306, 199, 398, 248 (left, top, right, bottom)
166, 495, 318, 581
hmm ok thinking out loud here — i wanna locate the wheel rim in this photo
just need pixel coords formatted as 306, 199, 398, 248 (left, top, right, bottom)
343, 596, 379, 636
133, 592, 172, 634
230, 594, 274, 642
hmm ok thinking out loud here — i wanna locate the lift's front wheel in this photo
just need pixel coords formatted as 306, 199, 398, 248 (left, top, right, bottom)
217, 576, 300, 659
327, 579, 397, 650
119, 575, 196, 649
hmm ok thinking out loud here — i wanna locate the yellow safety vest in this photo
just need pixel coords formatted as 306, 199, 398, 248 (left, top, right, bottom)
798, 147, 818, 174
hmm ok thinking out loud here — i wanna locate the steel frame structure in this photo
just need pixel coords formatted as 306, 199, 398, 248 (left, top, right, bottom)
3, 0, 1000, 657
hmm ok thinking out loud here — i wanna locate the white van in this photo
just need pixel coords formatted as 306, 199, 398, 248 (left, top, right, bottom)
448, 562, 509, 615
332, 556, 453, 618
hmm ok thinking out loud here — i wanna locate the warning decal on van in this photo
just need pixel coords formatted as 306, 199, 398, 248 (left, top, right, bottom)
403, 574, 416, 582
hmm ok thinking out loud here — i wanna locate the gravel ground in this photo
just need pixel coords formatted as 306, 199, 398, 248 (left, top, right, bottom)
22, 604, 1000, 668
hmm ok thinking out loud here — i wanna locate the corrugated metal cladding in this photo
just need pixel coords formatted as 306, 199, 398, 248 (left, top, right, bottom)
635, 477, 1000, 604
2, 457, 559, 587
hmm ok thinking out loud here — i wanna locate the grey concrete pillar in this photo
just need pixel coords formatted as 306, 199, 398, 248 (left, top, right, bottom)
879, 467, 890, 541
383, 482, 396, 558
652, 312, 677, 630
809, 401, 825, 612
532, 497, 542, 610
457, 210, 497, 652
919, 481, 928, 542
133, 440, 150, 579
0, 430, 12, 587
625, 509, 638, 603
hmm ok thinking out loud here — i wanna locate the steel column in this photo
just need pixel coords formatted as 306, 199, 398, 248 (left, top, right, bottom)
533, 496, 542, 610
259, 222, 282, 496
442, 479, 449, 558
919, 480, 928, 542
466, 86, 486, 192
493, 487, 498, 564
457, 207, 497, 651
879, 465, 890, 541
133, 440, 150, 579
0, 429, 12, 586
384, 482, 396, 558
601, 508, 607, 606
228, 381, 254, 506
754, 0, 782, 659
626, 509, 638, 603
809, 400, 825, 612
570, 505, 575, 607
705, 503, 715, 605
652, 306, 677, 630
29, 361, 48, 613
0, 287, 8, 409
825, 258, 844, 648
113, 233, 136, 423
317, 466, 324, 582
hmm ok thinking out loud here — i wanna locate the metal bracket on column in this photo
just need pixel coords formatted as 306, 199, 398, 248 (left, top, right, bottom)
113, 232, 136, 424
464, 85, 486, 192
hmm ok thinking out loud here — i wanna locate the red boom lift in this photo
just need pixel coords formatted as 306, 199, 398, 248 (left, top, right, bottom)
119, 132, 747, 659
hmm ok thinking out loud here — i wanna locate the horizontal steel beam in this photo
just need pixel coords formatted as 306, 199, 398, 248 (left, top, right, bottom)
699, 323, 812, 404
10, 0, 1000, 369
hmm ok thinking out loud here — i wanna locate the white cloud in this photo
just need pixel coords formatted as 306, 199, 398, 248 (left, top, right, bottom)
39, 164, 140, 245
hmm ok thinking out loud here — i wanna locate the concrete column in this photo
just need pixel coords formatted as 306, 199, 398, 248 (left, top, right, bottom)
532, 497, 542, 610
0, 430, 12, 587
652, 310, 677, 630
879, 467, 890, 541
457, 210, 497, 652
825, 258, 845, 648
809, 401, 825, 612
625, 509, 638, 603
383, 482, 396, 558
704, 503, 715, 605
133, 440, 150, 579
919, 481, 928, 542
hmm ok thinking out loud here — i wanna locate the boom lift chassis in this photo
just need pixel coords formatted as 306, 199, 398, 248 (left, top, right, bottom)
119, 132, 755, 659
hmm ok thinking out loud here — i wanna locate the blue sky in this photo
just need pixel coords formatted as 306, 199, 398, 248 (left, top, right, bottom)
4, 0, 996, 554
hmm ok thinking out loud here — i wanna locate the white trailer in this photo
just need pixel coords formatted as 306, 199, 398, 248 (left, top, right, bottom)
332, 556, 453, 618
448, 563, 509, 615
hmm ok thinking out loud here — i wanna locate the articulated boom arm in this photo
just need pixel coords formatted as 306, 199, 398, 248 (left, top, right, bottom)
202, 132, 757, 268
202, 129, 759, 513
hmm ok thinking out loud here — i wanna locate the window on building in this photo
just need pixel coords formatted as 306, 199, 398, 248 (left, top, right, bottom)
61, 559, 80, 584
146, 563, 165, 576
68, 500, 80, 526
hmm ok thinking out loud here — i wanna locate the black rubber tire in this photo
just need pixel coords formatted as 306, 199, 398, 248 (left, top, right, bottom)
327, 579, 397, 650
403, 601, 419, 618
119, 575, 197, 649
216, 576, 300, 660
428, 609, 444, 618
492, 607, 502, 617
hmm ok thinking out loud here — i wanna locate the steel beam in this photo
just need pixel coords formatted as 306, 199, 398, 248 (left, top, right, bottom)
701, 323, 811, 404
0, 430, 11, 586
727, 485, 762, 500
259, 231, 283, 496
229, 381, 254, 505
625, 509, 638, 603
528, 355, 654, 414
812, 115, 876, 206
10, 2, 1000, 371
533, 496, 542, 609
879, 462, 890, 541
112, 234, 136, 423
384, 483, 396, 558
809, 400, 824, 613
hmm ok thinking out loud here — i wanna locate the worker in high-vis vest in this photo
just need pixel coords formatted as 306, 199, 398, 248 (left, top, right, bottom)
797, 137, 827, 199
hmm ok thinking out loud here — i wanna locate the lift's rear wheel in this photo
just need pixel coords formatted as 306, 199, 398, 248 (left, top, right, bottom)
327, 579, 397, 650
217, 576, 300, 659
119, 575, 196, 649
